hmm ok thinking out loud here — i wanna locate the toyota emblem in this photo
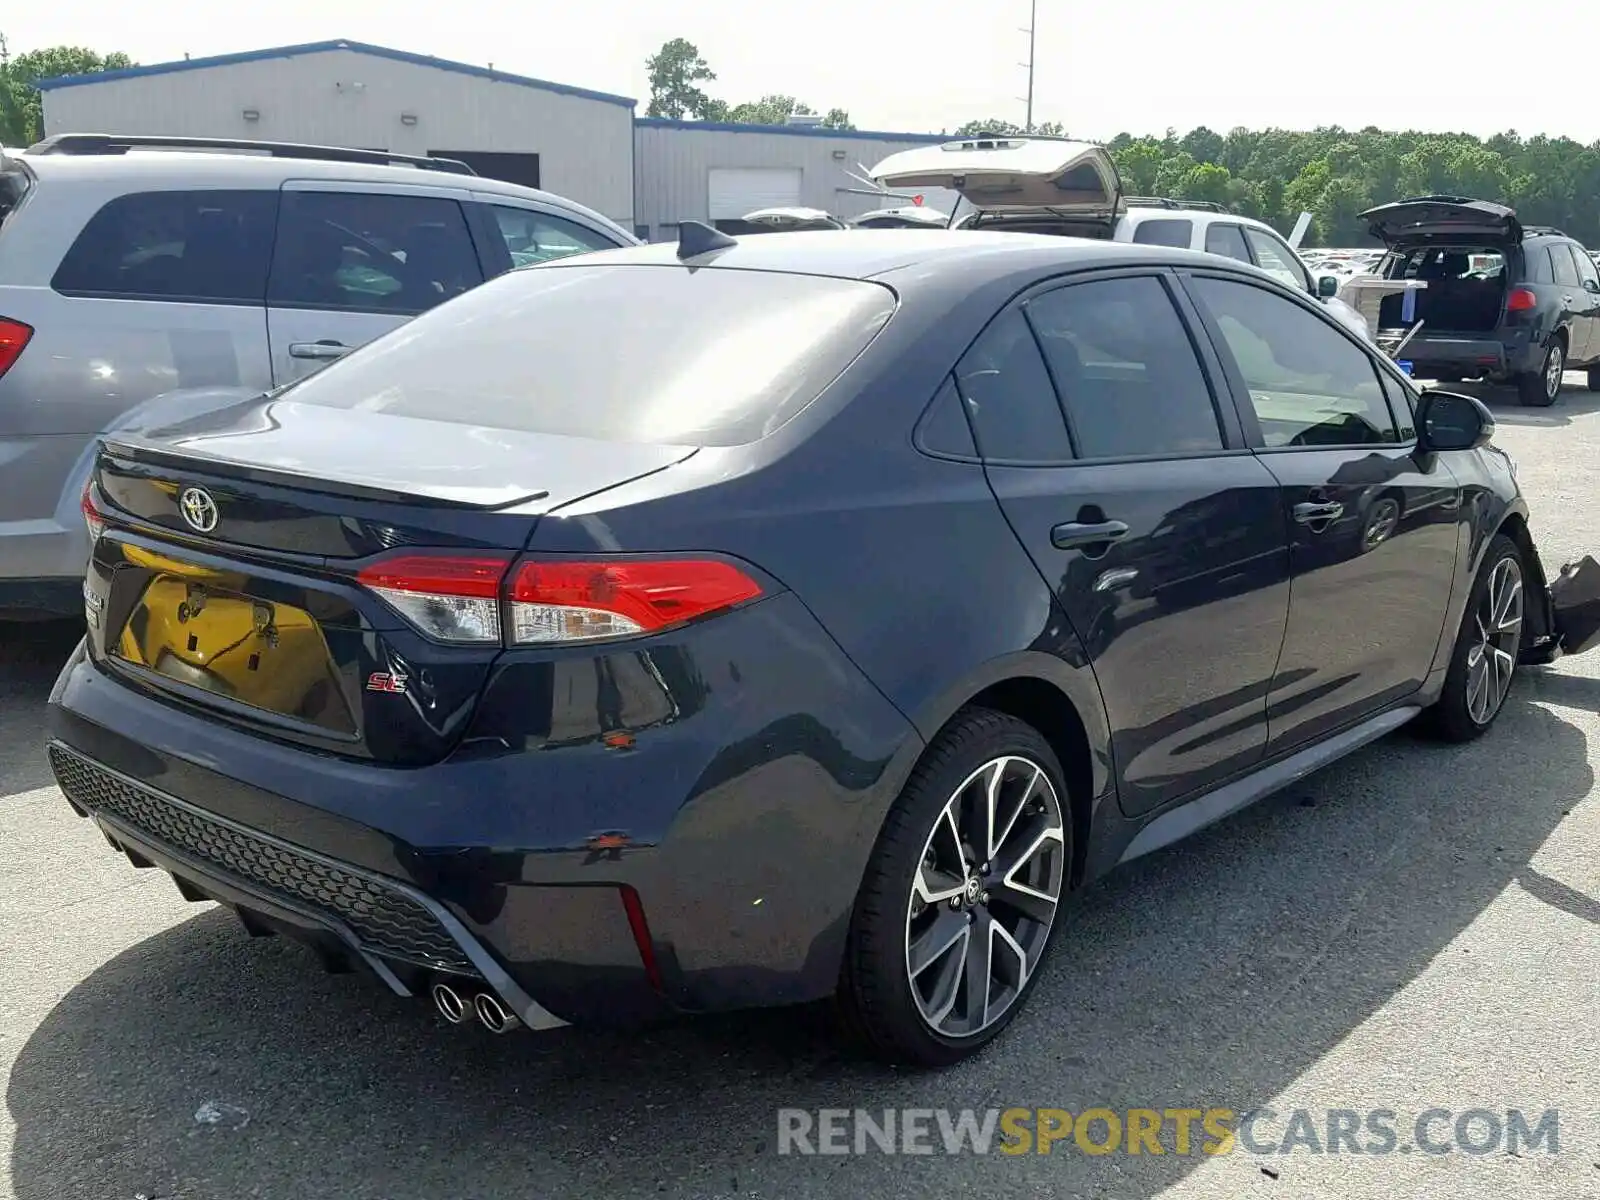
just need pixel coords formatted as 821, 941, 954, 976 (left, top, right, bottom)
178, 486, 220, 534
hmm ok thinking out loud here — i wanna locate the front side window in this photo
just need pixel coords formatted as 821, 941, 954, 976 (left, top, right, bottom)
954, 308, 1074, 462
1244, 227, 1310, 291
52, 189, 277, 303
1575, 246, 1600, 288
489, 205, 620, 268
267, 191, 482, 315
1025, 275, 1224, 458
1205, 223, 1253, 264
1189, 276, 1397, 448
1131, 218, 1192, 248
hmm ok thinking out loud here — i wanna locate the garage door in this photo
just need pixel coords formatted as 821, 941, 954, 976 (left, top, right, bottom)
708, 168, 803, 220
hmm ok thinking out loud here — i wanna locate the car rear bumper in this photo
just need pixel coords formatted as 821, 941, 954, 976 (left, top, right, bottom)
1379, 329, 1537, 376
46, 593, 920, 1027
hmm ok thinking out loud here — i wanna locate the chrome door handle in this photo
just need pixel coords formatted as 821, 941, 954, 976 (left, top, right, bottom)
288, 340, 352, 360
1293, 501, 1345, 525
1052, 520, 1130, 550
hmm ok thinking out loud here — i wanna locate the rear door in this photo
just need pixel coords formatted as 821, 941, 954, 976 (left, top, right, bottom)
265, 181, 484, 385
962, 270, 1291, 815
1181, 271, 1460, 752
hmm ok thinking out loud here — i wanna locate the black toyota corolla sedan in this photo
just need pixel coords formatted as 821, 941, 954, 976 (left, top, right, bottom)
48, 226, 1600, 1068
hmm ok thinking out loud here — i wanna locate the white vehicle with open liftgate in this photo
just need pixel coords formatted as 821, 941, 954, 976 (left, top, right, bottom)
870, 136, 1373, 344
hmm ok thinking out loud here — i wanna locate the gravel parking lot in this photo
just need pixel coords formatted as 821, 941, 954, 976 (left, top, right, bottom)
3, 382, 1598, 1200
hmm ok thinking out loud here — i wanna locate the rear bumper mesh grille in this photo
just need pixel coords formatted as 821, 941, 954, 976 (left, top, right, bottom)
48, 744, 476, 975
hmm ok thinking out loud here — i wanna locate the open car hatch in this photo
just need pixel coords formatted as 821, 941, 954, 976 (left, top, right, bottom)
1359, 196, 1523, 246
869, 137, 1122, 218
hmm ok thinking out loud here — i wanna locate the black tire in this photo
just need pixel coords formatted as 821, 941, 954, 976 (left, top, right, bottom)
1588, 366, 1600, 393
838, 707, 1072, 1068
1421, 534, 1525, 742
1517, 338, 1564, 407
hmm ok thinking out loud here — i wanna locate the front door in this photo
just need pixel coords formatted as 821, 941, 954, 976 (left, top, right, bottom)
958, 272, 1292, 816
1565, 243, 1600, 365
266, 182, 484, 385
1182, 271, 1462, 752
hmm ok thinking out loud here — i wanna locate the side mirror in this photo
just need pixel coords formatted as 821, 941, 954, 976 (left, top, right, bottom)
1584, 278, 1600, 294
1416, 389, 1495, 453
1317, 275, 1340, 299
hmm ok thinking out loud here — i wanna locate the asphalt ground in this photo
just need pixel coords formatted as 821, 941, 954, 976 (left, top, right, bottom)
3, 379, 1598, 1200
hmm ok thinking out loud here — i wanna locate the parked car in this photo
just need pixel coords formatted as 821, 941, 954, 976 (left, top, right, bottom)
851, 205, 950, 229
1360, 197, 1600, 406
871, 138, 1374, 343
0, 133, 637, 619
48, 225, 1600, 1066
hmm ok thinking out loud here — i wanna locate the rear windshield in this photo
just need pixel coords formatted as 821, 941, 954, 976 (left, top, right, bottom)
1381, 247, 1506, 282
278, 263, 897, 446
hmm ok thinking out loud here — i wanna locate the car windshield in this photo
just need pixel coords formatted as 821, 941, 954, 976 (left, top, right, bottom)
276, 263, 898, 446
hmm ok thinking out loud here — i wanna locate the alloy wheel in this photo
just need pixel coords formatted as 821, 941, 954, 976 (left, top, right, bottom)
904, 755, 1066, 1038
1465, 555, 1523, 725
1545, 343, 1565, 401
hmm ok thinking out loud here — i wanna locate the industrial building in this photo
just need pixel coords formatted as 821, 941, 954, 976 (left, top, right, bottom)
35, 40, 958, 241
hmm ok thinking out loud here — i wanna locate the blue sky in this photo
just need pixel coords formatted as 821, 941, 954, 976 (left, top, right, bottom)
10, 0, 1600, 142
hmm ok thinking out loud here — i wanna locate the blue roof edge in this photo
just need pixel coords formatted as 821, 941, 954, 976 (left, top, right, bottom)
634, 117, 948, 144
34, 39, 638, 108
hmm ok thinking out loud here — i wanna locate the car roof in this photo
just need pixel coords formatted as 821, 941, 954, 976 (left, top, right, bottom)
542, 227, 1274, 286
14, 148, 602, 213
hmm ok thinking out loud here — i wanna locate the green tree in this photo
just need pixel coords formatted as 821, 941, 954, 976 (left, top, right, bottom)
644, 38, 718, 120
0, 39, 134, 144
954, 118, 1065, 137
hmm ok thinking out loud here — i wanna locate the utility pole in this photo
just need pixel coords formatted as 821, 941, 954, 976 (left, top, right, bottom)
1020, 0, 1038, 132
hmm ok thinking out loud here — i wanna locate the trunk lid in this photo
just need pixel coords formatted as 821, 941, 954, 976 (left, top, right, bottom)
869, 137, 1122, 223
87, 395, 698, 766
1360, 196, 1523, 247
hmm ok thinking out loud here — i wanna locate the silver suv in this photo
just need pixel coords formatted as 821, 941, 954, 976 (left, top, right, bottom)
0, 134, 636, 618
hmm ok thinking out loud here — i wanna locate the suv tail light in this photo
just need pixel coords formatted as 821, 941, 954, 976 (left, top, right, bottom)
0, 317, 33, 380
1506, 288, 1537, 312
357, 554, 763, 646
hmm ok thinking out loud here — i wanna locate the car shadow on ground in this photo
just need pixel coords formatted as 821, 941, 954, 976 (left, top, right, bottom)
7, 679, 1593, 1199
1446, 376, 1600, 427
0, 621, 83, 796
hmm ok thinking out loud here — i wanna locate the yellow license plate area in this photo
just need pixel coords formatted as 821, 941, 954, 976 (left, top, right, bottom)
115, 575, 356, 734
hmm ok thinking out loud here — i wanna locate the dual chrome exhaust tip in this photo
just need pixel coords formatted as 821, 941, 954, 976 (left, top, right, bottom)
430, 980, 519, 1034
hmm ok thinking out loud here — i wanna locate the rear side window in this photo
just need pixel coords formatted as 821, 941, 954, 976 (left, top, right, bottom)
268, 191, 483, 315
954, 308, 1074, 462
1551, 243, 1581, 287
278, 263, 896, 447
1131, 218, 1192, 248
1205, 223, 1253, 263
1025, 276, 1224, 458
52, 190, 277, 303
1524, 245, 1554, 284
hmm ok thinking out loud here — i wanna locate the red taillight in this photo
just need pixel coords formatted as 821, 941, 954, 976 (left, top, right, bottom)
356, 554, 512, 644
504, 559, 763, 645
0, 317, 33, 380
81, 479, 105, 543
1506, 288, 1537, 312
356, 553, 762, 646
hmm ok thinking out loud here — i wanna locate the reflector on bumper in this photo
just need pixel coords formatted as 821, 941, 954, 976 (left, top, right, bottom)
1550, 556, 1600, 657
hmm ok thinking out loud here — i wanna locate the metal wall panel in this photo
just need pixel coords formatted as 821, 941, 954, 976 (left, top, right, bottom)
41, 48, 635, 223
633, 120, 958, 239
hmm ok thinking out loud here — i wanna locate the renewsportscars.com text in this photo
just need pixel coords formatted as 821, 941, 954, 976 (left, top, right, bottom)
776, 1107, 1561, 1157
